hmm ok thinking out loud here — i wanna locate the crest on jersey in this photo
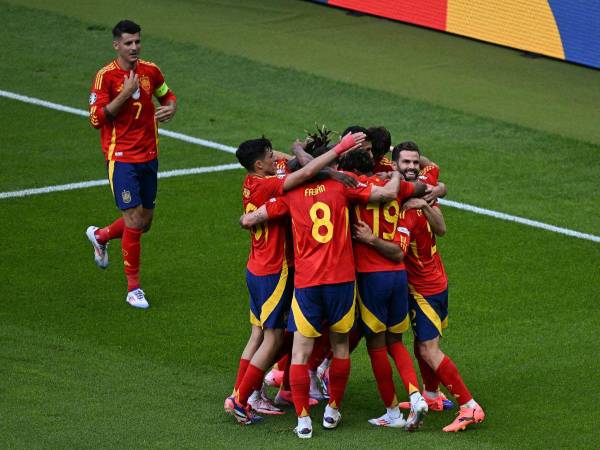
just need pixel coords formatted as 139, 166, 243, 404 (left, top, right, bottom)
140, 75, 151, 94
121, 190, 132, 204
132, 88, 141, 100
243, 188, 250, 198
89, 92, 97, 105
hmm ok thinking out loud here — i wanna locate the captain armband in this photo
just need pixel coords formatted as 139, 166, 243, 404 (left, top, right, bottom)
154, 82, 170, 98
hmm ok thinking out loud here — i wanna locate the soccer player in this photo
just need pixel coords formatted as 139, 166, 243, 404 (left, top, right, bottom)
338, 149, 429, 430
225, 133, 367, 425
367, 126, 395, 173
85, 20, 176, 308
392, 142, 486, 432
240, 157, 402, 439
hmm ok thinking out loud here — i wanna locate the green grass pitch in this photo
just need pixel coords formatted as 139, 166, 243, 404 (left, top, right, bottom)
1, 1, 599, 448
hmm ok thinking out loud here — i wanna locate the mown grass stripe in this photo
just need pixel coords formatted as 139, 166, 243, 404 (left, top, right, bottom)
1, 88, 598, 244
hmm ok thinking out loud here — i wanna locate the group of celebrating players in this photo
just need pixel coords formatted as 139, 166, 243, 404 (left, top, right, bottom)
83, 18, 484, 441
226, 126, 485, 438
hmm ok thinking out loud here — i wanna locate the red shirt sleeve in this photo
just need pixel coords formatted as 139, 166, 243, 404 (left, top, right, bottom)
153, 66, 176, 105
419, 165, 440, 186
89, 71, 111, 129
344, 177, 373, 203
265, 195, 290, 219
263, 176, 285, 199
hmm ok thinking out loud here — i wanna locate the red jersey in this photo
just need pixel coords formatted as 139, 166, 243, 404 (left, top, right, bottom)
266, 177, 372, 288
418, 164, 440, 185
89, 59, 176, 163
353, 176, 415, 273
373, 156, 395, 173
242, 174, 294, 276
400, 207, 448, 296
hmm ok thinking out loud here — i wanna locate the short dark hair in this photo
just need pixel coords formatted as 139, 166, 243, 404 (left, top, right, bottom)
337, 149, 374, 175
113, 20, 141, 39
368, 126, 391, 160
342, 125, 368, 137
311, 143, 333, 158
392, 141, 420, 162
236, 137, 272, 172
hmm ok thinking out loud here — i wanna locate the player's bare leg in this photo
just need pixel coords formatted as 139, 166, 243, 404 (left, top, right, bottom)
365, 332, 406, 427
121, 205, 152, 308
322, 331, 350, 430
290, 332, 315, 438
416, 338, 485, 432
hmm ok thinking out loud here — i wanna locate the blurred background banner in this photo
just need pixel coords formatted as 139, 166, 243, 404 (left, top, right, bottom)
309, 0, 600, 69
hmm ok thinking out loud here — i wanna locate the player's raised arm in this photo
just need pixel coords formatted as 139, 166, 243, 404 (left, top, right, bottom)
352, 220, 404, 262
367, 170, 401, 202
402, 198, 446, 236
281, 132, 365, 192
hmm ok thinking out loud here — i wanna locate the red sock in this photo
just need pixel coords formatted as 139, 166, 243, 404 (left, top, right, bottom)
328, 357, 351, 409
95, 217, 125, 244
122, 227, 142, 291
233, 358, 250, 394
367, 346, 397, 407
414, 342, 440, 392
236, 364, 264, 407
435, 356, 473, 404
388, 341, 419, 395
282, 354, 292, 390
275, 354, 289, 371
290, 364, 310, 416
308, 330, 330, 371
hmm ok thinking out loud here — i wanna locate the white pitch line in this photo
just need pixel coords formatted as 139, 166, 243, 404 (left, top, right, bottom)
438, 199, 600, 243
0, 90, 237, 154
0, 163, 242, 200
1, 89, 599, 244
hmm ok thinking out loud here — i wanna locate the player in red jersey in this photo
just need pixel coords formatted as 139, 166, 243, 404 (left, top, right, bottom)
367, 126, 395, 174
225, 133, 367, 425
240, 158, 402, 439
392, 142, 485, 432
85, 20, 176, 309
338, 149, 429, 430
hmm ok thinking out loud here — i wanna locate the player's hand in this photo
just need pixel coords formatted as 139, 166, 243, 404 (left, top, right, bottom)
122, 70, 139, 97
402, 197, 428, 210
291, 139, 307, 154
352, 220, 375, 244
155, 103, 177, 122
375, 171, 392, 180
329, 170, 359, 188
334, 132, 366, 155
422, 184, 437, 204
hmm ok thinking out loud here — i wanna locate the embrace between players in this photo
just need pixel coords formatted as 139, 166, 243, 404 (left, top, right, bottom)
227, 126, 485, 438
83, 19, 484, 441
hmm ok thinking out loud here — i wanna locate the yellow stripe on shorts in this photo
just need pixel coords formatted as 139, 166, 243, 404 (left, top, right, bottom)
409, 284, 443, 335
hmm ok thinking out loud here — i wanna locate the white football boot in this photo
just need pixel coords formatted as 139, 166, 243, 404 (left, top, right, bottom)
405, 392, 428, 431
86, 226, 108, 269
322, 404, 342, 429
126, 288, 150, 309
368, 406, 407, 428
294, 416, 313, 439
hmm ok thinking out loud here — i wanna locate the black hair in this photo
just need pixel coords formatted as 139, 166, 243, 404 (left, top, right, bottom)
368, 126, 391, 160
341, 125, 368, 137
311, 143, 333, 158
337, 149, 374, 175
113, 20, 141, 39
392, 141, 420, 162
305, 124, 335, 156
236, 137, 272, 172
